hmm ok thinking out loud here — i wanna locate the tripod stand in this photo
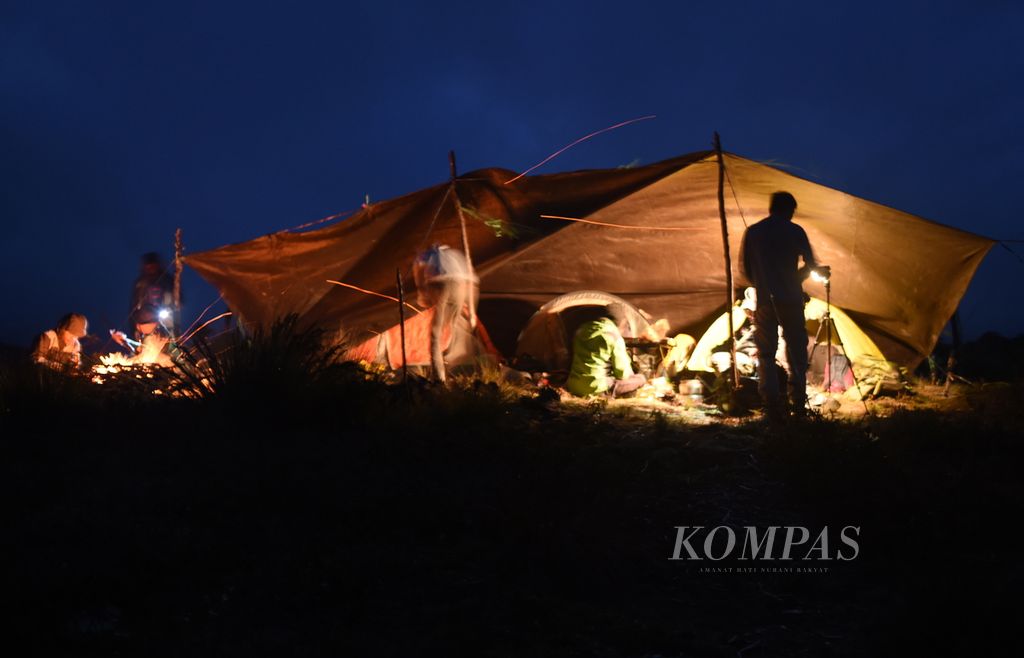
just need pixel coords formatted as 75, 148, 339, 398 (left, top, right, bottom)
807, 276, 870, 415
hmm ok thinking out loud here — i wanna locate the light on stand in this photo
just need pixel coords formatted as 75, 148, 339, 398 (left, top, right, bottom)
818, 267, 833, 406
805, 265, 869, 414
158, 307, 172, 321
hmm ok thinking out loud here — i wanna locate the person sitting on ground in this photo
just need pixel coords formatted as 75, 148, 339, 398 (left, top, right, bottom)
566, 304, 646, 398
711, 287, 788, 375
111, 305, 175, 366
32, 313, 89, 370
734, 287, 762, 368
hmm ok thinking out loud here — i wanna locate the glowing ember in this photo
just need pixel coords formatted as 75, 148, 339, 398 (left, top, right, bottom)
90, 346, 175, 395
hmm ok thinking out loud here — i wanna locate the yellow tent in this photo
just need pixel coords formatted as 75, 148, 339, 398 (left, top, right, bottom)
687, 306, 749, 373
686, 298, 894, 382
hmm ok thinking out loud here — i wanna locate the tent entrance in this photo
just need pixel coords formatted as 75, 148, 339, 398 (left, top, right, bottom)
806, 316, 854, 391
514, 291, 654, 375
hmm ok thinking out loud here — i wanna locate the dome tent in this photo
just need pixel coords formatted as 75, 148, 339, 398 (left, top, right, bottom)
514, 291, 655, 373
686, 297, 896, 396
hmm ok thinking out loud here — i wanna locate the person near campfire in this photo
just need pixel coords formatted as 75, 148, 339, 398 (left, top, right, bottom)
111, 305, 176, 366
32, 313, 89, 370
566, 304, 646, 398
412, 244, 479, 384
130, 252, 177, 333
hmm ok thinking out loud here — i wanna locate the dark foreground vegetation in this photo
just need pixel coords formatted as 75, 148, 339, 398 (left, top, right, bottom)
3, 327, 1023, 657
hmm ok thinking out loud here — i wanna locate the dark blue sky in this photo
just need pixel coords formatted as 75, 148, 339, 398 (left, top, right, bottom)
2, 0, 1022, 347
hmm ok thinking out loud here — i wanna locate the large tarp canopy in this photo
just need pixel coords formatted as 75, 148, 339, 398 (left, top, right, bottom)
184, 152, 993, 368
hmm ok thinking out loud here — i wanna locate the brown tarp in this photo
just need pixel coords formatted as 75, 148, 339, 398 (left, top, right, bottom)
184, 152, 994, 367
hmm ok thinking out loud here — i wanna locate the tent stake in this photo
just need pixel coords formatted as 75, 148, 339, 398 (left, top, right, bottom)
173, 228, 183, 338
714, 133, 740, 390
397, 268, 408, 383
449, 150, 477, 328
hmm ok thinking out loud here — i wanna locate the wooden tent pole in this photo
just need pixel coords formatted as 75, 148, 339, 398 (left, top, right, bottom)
173, 228, 183, 336
448, 150, 477, 328
714, 133, 740, 389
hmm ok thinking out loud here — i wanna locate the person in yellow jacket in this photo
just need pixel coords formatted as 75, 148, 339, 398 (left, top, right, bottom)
566, 305, 646, 398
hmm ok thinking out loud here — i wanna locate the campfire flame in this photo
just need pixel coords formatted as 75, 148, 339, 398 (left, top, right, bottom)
135, 335, 174, 367
90, 338, 174, 394
96, 352, 133, 370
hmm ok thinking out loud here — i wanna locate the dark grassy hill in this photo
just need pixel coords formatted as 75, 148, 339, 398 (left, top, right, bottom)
4, 328, 1022, 657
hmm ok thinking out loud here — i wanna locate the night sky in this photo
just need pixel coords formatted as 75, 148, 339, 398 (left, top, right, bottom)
3, 1, 1022, 348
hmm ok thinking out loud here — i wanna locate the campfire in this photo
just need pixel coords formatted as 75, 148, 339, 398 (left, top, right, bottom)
89, 347, 178, 395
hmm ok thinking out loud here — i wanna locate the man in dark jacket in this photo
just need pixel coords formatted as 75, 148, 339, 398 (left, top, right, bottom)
740, 192, 826, 418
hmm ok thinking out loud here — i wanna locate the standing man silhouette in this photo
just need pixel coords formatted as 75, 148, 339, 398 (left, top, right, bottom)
740, 192, 825, 419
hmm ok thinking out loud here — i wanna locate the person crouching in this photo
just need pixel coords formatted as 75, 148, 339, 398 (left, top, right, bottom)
566, 304, 646, 398
111, 305, 175, 367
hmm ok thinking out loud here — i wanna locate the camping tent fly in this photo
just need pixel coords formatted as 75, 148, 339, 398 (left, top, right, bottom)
184, 152, 993, 369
